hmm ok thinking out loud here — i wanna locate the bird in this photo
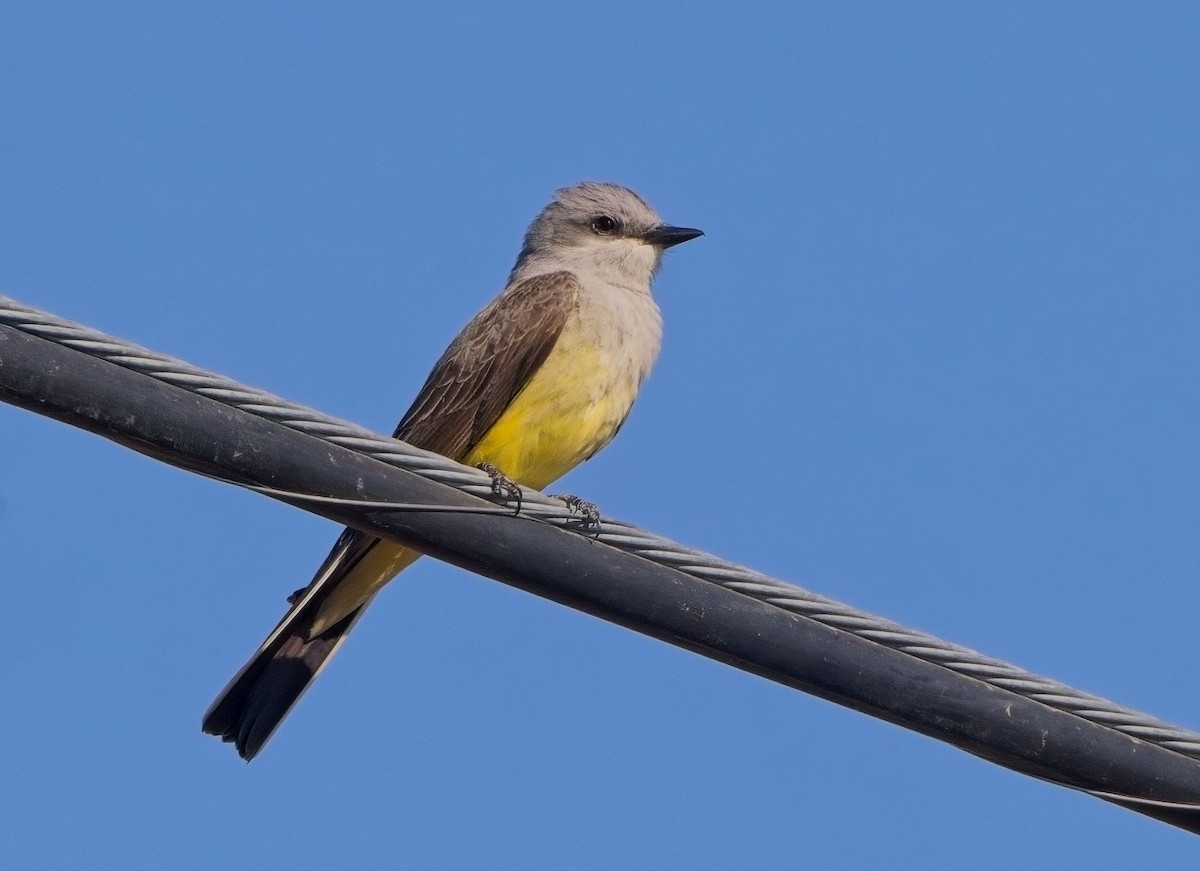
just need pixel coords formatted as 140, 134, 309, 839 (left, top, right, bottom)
202, 182, 703, 759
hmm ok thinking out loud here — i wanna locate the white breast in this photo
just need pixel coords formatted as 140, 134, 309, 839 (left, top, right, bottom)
574, 278, 663, 398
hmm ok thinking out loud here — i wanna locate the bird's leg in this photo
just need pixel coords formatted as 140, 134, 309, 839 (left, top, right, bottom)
477, 462, 523, 513
551, 493, 602, 535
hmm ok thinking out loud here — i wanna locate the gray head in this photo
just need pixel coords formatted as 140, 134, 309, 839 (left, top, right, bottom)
510, 182, 702, 287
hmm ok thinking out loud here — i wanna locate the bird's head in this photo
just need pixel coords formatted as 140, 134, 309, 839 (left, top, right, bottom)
513, 182, 702, 289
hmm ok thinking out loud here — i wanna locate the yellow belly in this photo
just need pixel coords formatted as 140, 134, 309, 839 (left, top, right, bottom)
311, 320, 642, 633
462, 338, 634, 490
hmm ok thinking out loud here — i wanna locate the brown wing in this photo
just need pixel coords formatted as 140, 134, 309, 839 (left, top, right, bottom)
203, 274, 582, 752
393, 270, 579, 459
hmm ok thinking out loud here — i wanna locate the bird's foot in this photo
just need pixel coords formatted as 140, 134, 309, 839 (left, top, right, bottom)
552, 493, 602, 535
477, 462, 522, 513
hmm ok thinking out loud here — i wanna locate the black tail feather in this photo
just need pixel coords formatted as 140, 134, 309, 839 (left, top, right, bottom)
202, 606, 365, 760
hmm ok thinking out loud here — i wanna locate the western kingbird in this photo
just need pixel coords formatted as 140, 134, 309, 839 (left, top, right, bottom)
202, 182, 702, 759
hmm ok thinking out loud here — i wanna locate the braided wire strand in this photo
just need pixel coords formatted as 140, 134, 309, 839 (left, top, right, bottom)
4, 294, 1199, 758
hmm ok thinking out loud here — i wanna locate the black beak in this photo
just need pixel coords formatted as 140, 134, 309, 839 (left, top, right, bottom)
643, 224, 704, 248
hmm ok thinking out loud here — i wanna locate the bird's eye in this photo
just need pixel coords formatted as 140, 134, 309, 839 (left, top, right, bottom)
591, 215, 620, 235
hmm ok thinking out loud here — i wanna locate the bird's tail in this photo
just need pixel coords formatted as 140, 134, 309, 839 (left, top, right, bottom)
201, 589, 374, 761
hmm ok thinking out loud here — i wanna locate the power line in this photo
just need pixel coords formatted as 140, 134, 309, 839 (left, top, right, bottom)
2, 293, 1199, 833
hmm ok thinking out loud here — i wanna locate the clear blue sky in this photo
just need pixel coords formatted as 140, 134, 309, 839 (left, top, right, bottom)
3, 2, 1199, 867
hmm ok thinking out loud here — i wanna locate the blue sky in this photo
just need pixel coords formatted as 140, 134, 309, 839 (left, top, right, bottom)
3, 2, 1200, 867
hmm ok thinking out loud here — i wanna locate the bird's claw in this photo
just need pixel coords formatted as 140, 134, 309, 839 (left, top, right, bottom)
477, 462, 522, 513
552, 493, 602, 535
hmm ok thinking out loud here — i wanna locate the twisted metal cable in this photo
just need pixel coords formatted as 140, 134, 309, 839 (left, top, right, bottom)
4, 293, 1199, 760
